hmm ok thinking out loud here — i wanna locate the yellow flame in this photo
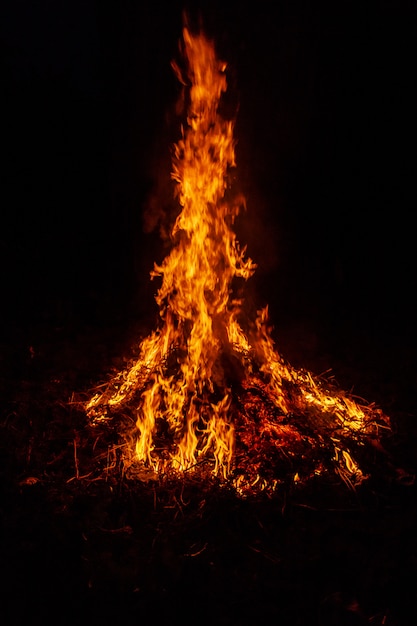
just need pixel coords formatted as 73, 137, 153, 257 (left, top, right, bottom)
87, 27, 253, 476
86, 25, 389, 487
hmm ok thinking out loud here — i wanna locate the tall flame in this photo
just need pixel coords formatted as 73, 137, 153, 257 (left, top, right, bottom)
86, 25, 389, 490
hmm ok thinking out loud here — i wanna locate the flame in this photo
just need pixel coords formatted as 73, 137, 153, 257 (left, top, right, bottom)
86, 25, 389, 492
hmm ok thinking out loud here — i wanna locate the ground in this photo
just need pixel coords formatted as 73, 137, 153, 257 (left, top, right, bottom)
1, 310, 416, 626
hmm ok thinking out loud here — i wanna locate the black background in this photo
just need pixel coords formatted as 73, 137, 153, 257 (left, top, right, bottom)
1, 4, 417, 625
1, 0, 416, 395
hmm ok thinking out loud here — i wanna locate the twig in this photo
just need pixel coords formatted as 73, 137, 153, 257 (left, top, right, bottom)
73, 438, 80, 479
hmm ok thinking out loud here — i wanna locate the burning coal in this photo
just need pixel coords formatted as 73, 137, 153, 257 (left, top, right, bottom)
86, 25, 390, 494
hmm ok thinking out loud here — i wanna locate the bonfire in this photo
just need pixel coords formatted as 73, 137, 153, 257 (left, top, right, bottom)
86, 23, 390, 495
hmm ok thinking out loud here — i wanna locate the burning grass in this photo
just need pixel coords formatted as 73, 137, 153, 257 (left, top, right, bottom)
1, 315, 415, 625
84, 23, 391, 493
84, 335, 392, 497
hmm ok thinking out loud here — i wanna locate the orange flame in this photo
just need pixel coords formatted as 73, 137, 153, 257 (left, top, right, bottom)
86, 25, 389, 489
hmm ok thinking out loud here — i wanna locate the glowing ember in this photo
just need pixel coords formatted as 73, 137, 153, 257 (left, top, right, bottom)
86, 24, 390, 493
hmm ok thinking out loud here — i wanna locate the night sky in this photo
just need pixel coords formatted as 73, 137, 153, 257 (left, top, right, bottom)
2, 8, 417, 625
2, 1, 416, 380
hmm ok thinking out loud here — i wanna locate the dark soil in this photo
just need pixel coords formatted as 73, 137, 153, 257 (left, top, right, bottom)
1, 311, 416, 626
